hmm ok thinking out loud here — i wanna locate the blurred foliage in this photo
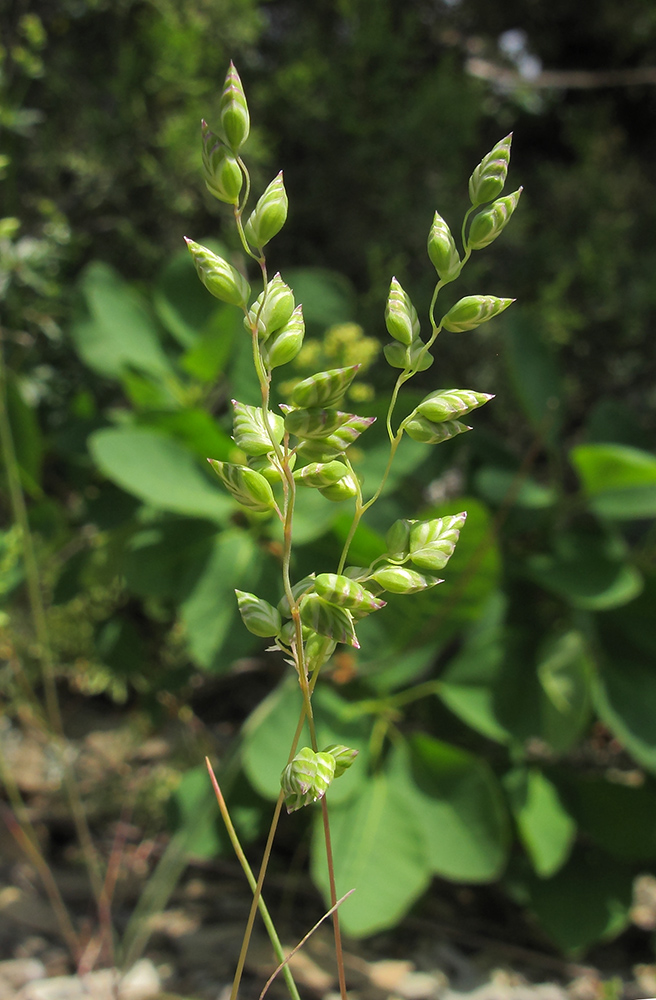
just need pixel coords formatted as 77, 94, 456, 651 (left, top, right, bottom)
2, 0, 656, 959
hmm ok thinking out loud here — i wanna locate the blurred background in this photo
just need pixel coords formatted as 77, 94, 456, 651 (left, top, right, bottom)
3, 0, 656, 991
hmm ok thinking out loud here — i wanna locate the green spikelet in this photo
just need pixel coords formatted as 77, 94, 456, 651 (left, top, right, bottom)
403, 415, 471, 445
427, 212, 461, 281
208, 459, 278, 513
232, 401, 285, 456
281, 747, 336, 812
415, 389, 494, 423
235, 591, 282, 637
468, 134, 513, 207
315, 573, 385, 612
408, 512, 468, 571
385, 277, 421, 345
441, 295, 514, 333
244, 172, 288, 248
468, 189, 522, 250
184, 239, 250, 308
290, 366, 361, 409
299, 593, 359, 648
322, 744, 359, 778
371, 565, 443, 595
220, 62, 250, 152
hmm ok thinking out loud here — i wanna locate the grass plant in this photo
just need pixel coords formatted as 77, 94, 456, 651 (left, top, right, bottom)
191, 62, 521, 999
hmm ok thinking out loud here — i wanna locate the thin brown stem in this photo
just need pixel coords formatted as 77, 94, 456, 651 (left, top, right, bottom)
0, 789, 81, 960
259, 889, 355, 1000
320, 797, 348, 1000
206, 760, 301, 1000
227, 706, 308, 1000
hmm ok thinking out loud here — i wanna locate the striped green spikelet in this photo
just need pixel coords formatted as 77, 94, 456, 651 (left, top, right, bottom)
403, 415, 471, 445
468, 189, 522, 250
323, 744, 359, 778
290, 366, 361, 409
427, 212, 461, 282
244, 172, 288, 248
441, 294, 514, 333
184, 239, 250, 308
232, 401, 285, 456
385, 518, 417, 560
371, 565, 443, 595
245, 274, 295, 341
315, 573, 385, 613
262, 305, 305, 368
415, 389, 494, 423
385, 277, 421, 346
281, 747, 336, 813
235, 590, 282, 637
295, 460, 349, 488
408, 512, 468, 571
208, 459, 278, 513
468, 133, 512, 207
297, 415, 376, 458
299, 593, 359, 647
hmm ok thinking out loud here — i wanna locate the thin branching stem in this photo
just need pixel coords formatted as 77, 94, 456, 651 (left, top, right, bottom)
206, 760, 302, 1000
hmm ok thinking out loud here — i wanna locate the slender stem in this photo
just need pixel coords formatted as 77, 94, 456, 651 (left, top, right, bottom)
259, 889, 355, 1000
320, 796, 348, 1000
206, 760, 302, 1000
460, 205, 475, 255
0, 755, 81, 961
226, 705, 308, 1000
233, 160, 259, 262
0, 339, 61, 735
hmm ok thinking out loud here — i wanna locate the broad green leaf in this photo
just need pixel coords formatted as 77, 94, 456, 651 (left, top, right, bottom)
504, 767, 575, 878
312, 685, 371, 805
180, 529, 263, 671
592, 634, 656, 774
504, 308, 564, 445
124, 518, 219, 600
283, 268, 355, 329
571, 443, 656, 520
180, 305, 243, 383
70, 262, 172, 379
437, 591, 511, 744
242, 676, 305, 800
242, 679, 370, 807
526, 530, 643, 610
138, 409, 234, 462
599, 573, 656, 659
399, 735, 510, 882
121, 370, 184, 411
558, 774, 656, 862
521, 847, 633, 954
536, 631, 593, 754
89, 427, 232, 522
475, 467, 555, 509
311, 759, 431, 937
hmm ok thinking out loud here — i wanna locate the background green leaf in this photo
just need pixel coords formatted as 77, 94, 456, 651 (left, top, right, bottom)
89, 427, 232, 521
571, 443, 656, 520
